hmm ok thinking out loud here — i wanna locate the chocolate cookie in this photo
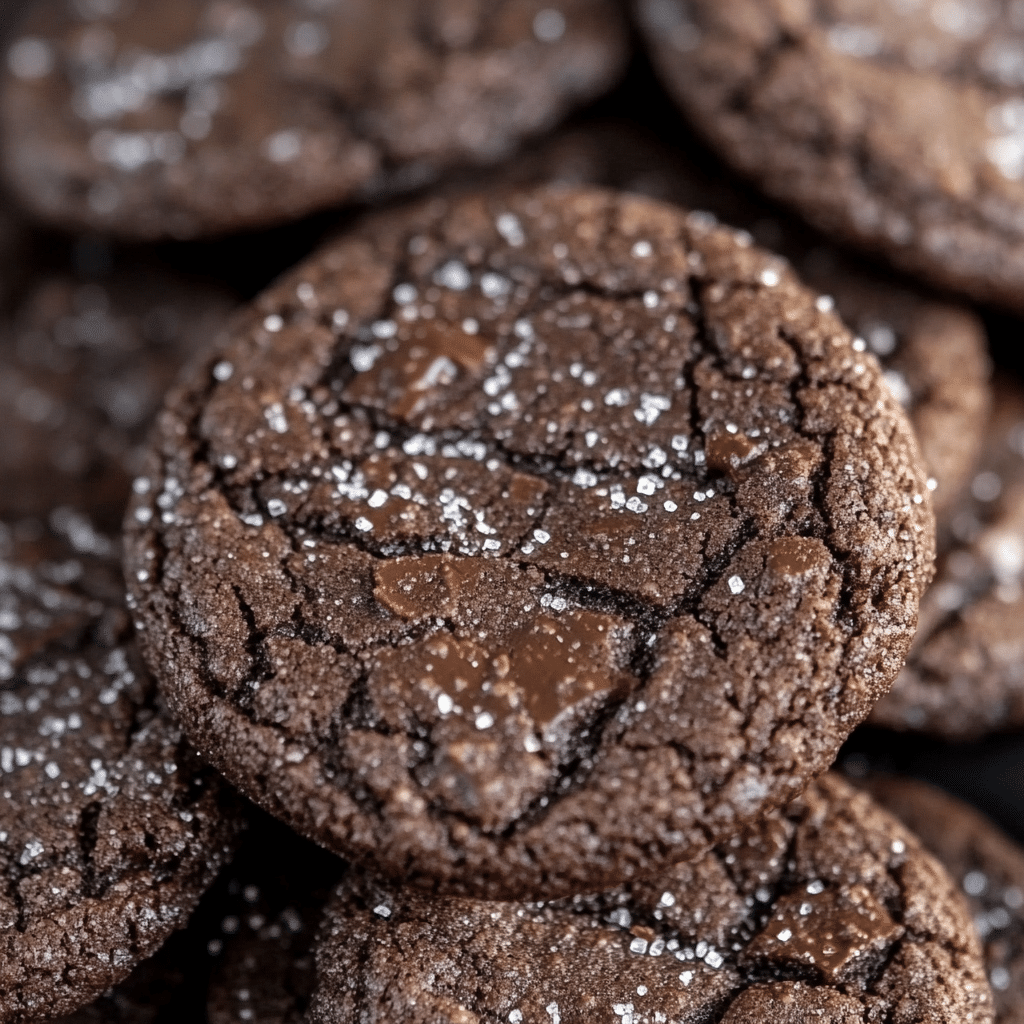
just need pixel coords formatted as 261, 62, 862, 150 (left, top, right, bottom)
125, 185, 934, 899
0, 515, 240, 1022
1, 0, 627, 240
871, 380, 1024, 739
309, 774, 992, 1024
635, 0, 1024, 314
46, 928, 193, 1024
499, 121, 992, 513
0, 265, 234, 531
864, 776, 1024, 1024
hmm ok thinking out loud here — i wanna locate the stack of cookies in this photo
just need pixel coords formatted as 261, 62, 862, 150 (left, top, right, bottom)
1, 2, 1023, 1022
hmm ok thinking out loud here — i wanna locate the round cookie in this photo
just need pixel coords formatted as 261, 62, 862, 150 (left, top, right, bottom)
871, 380, 1024, 739
0, 516, 240, 1022
499, 121, 992, 513
635, 0, 1024, 314
0, 265, 234, 531
863, 776, 1024, 1024
309, 774, 993, 1024
125, 185, 935, 900
1, 0, 627, 240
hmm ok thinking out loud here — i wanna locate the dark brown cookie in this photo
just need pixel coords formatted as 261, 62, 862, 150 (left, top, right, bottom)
496, 121, 992, 514
125, 185, 934, 900
871, 380, 1024, 739
635, 0, 1024, 314
863, 776, 1024, 1024
1, 0, 627, 240
309, 774, 993, 1024
45, 929, 192, 1024
0, 515, 240, 1023
0, 264, 234, 531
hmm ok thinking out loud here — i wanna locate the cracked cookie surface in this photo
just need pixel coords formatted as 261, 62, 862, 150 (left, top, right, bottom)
309, 774, 992, 1024
871, 380, 1024, 739
635, 0, 1024, 314
0, 0, 626, 239
0, 517, 240, 1023
863, 776, 1024, 1024
493, 121, 992, 514
125, 185, 934, 899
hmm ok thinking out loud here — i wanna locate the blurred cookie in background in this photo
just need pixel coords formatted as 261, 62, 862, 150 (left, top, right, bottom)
0, 193, 38, 311
862, 775, 1024, 1023
635, 0, 1024, 316
205, 816, 344, 1024
0, 257, 235, 531
1, 0, 628, 239
872, 381, 1024, 739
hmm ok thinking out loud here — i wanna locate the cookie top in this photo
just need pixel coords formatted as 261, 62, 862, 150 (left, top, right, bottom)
1, 0, 627, 240
0, 265, 234, 531
871, 380, 1024, 739
0, 516, 240, 1022
125, 184, 934, 900
635, 0, 1024, 314
497, 121, 992, 514
309, 774, 992, 1024
864, 776, 1024, 1024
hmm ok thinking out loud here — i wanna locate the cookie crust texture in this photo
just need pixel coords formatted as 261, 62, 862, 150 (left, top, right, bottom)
0, 519, 240, 1023
1, 0, 627, 239
125, 185, 935, 900
636, 0, 1024, 314
310, 775, 993, 1024
871, 381, 1024, 739
865, 776, 1024, 1024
